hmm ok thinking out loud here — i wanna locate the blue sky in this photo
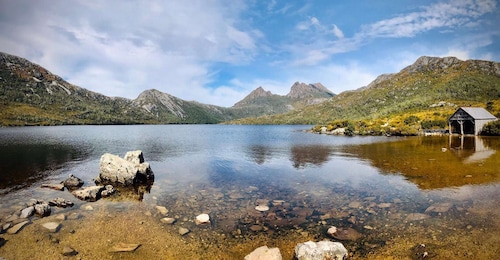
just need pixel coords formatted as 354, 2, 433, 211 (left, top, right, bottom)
0, 0, 498, 107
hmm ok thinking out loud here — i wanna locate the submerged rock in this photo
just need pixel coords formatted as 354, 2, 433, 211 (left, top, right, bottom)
109, 242, 141, 252
178, 227, 190, 236
41, 183, 64, 191
62, 246, 78, 256
48, 198, 74, 208
41, 222, 61, 233
327, 226, 362, 241
245, 245, 282, 260
195, 213, 210, 225
295, 240, 348, 260
71, 186, 105, 202
255, 205, 270, 212
62, 174, 84, 189
405, 213, 430, 222
7, 220, 30, 234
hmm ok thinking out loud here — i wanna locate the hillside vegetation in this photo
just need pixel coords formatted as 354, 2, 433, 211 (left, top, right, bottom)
230, 56, 500, 135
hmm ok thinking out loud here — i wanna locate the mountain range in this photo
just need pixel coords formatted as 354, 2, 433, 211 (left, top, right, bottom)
1, 51, 499, 126
0, 52, 333, 126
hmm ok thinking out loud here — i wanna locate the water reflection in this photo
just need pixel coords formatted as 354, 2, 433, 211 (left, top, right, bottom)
349, 136, 500, 189
0, 143, 86, 191
247, 145, 273, 164
449, 135, 496, 163
290, 145, 331, 168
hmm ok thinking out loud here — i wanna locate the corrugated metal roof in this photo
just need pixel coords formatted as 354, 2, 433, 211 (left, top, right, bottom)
460, 107, 497, 120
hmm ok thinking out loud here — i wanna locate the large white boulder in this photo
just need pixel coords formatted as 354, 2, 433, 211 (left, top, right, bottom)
97, 150, 153, 185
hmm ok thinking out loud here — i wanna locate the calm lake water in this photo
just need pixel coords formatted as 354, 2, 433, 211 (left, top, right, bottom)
0, 125, 499, 259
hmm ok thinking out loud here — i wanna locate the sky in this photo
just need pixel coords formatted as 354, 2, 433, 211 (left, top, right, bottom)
0, 0, 499, 107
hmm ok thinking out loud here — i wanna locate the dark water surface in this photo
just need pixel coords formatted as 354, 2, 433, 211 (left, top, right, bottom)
0, 125, 499, 259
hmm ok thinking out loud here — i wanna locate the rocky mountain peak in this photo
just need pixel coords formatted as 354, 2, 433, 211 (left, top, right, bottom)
286, 82, 334, 99
403, 56, 463, 73
233, 86, 274, 107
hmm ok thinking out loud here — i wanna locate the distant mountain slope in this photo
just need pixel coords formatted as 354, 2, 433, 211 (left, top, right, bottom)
0, 52, 334, 126
231, 56, 500, 124
0, 52, 157, 125
230, 82, 335, 118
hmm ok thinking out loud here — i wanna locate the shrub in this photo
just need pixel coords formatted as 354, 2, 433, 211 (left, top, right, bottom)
404, 115, 420, 125
481, 120, 500, 136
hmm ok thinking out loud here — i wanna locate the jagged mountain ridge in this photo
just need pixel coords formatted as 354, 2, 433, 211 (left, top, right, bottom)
0, 51, 334, 125
231, 56, 500, 124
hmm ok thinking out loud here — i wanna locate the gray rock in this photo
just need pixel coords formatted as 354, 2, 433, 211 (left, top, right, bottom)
295, 241, 348, 260
48, 197, 74, 208
101, 185, 116, 197
178, 227, 190, 236
109, 242, 141, 252
7, 220, 30, 234
97, 151, 153, 186
20, 206, 34, 218
62, 174, 84, 189
245, 246, 282, 260
160, 217, 176, 224
62, 246, 78, 256
405, 213, 430, 222
71, 186, 104, 201
41, 183, 64, 191
34, 203, 51, 217
42, 222, 61, 233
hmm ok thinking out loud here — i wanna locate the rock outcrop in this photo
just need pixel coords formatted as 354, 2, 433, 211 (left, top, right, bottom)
96, 150, 154, 186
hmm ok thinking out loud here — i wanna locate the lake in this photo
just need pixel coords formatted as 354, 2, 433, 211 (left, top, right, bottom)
0, 125, 499, 259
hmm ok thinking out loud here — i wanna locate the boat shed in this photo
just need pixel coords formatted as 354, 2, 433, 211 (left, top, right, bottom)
448, 107, 498, 135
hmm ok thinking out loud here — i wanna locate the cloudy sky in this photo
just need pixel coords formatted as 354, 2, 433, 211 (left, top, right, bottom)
0, 0, 498, 107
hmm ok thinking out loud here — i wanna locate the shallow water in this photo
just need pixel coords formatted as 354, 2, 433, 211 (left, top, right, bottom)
0, 125, 499, 259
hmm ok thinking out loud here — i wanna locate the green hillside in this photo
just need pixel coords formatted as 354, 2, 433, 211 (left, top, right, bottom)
230, 56, 500, 135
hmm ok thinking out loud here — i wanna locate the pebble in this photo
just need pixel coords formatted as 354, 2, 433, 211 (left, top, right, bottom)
160, 217, 176, 224
195, 213, 210, 225
155, 206, 169, 215
255, 205, 270, 212
62, 246, 78, 256
178, 227, 190, 236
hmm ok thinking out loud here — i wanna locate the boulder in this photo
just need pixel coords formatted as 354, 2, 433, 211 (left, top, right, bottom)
295, 241, 348, 260
34, 203, 51, 217
62, 174, 84, 189
62, 246, 78, 256
100, 185, 116, 197
20, 206, 35, 218
97, 150, 153, 186
245, 246, 282, 260
71, 186, 105, 202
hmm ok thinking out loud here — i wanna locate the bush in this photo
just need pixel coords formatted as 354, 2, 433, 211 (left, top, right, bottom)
481, 120, 500, 136
421, 120, 446, 129
404, 115, 420, 125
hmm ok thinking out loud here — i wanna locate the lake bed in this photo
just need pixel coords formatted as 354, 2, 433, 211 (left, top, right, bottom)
0, 125, 499, 259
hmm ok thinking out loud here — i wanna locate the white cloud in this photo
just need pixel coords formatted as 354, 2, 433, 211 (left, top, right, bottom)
332, 24, 344, 39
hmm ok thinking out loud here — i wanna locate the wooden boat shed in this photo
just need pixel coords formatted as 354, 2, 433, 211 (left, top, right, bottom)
448, 107, 497, 135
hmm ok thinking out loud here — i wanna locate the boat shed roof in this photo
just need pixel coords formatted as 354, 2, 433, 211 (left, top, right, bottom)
457, 107, 497, 120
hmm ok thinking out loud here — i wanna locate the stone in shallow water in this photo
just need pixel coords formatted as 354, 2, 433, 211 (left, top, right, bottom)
155, 206, 169, 215
425, 202, 452, 213
109, 242, 141, 252
328, 226, 362, 241
405, 213, 430, 222
178, 227, 190, 236
41, 183, 65, 191
20, 206, 34, 219
295, 240, 348, 260
42, 222, 61, 233
160, 217, 176, 224
245, 245, 282, 260
255, 205, 270, 212
7, 220, 29, 234
62, 246, 78, 256
195, 213, 210, 225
